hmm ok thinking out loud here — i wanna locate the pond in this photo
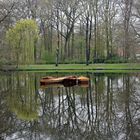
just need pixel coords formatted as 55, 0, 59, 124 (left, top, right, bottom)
0, 72, 140, 140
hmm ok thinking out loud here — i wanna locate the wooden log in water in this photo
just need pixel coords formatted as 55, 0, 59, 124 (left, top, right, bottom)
40, 76, 89, 87
77, 76, 89, 84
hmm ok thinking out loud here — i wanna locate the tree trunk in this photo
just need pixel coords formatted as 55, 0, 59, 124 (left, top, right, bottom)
56, 8, 60, 66
105, 0, 110, 59
124, 0, 133, 59
93, 0, 98, 63
86, 13, 89, 65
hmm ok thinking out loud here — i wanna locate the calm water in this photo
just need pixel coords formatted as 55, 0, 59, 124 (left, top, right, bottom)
0, 72, 140, 140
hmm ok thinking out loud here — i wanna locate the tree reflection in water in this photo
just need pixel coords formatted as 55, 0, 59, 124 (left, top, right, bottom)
0, 72, 140, 140
8, 72, 40, 121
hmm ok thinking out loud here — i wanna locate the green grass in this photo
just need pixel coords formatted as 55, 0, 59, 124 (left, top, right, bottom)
17, 63, 140, 72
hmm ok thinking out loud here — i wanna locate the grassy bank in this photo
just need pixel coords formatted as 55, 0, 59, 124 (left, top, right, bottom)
1, 63, 140, 73
15, 63, 140, 72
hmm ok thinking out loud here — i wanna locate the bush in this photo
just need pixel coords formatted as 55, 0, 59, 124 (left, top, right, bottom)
104, 58, 128, 63
93, 58, 105, 63
41, 50, 55, 64
93, 55, 128, 63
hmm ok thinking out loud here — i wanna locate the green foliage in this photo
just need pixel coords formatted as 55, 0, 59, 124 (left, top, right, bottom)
104, 55, 128, 63
96, 37, 105, 58
43, 50, 55, 64
8, 73, 40, 121
93, 54, 128, 63
71, 36, 86, 62
6, 19, 39, 65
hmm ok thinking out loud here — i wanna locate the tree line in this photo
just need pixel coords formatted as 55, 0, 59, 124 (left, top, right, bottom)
0, 0, 140, 66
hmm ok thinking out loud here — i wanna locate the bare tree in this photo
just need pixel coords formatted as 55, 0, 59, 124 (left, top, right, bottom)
123, 0, 133, 59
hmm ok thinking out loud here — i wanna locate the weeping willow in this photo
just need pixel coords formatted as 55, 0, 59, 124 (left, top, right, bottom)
6, 19, 39, 65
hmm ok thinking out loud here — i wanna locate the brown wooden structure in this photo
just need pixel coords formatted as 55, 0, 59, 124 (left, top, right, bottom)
40, 76, 89, 87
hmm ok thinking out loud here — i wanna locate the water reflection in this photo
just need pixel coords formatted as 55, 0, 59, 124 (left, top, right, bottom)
0, 72, 140, 140
8, 72, 40, 121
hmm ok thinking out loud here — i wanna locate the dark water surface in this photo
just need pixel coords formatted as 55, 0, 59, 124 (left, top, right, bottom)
0, 72, 140, 140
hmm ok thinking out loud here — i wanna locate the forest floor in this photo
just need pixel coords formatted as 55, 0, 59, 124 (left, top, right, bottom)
14, 63, 140, 73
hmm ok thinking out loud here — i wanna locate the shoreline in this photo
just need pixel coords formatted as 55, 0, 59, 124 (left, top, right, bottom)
0, 63, 140, 73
